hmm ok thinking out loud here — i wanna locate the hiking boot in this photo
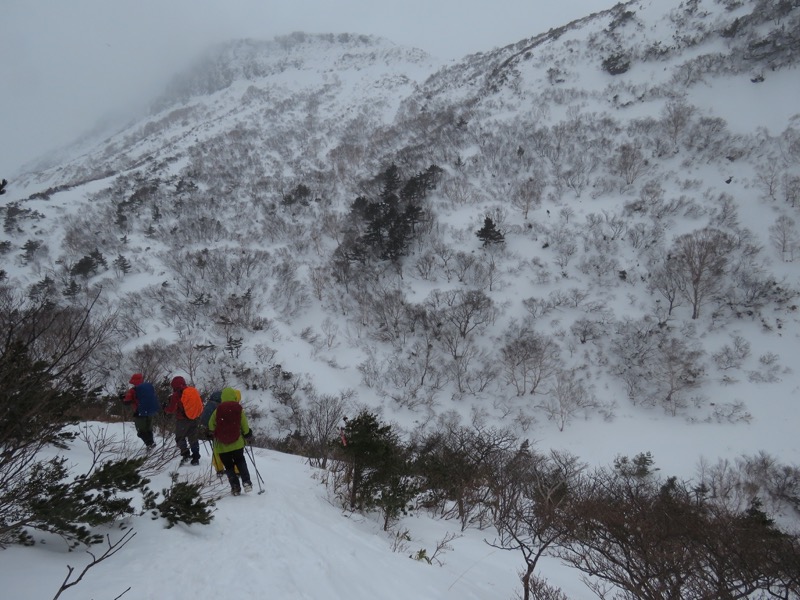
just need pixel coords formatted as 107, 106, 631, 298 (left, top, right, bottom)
231, 485, 241, 496
243, 482, 253, 493
190, 457, 200, 466
180, 452, 191, 464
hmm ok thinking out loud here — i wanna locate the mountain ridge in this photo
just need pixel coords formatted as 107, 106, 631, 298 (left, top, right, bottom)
15, 0, 799, 197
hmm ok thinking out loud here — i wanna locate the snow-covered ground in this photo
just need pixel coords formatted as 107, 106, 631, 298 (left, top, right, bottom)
1, 367, 797, 600
2, 1, 800, 597
3, 425, 528, 600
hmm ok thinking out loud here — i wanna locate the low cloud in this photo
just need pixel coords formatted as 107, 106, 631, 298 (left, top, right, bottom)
0, 0, 603, 177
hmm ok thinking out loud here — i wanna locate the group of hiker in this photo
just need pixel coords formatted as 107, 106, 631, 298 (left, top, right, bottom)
122, 374, 254, 495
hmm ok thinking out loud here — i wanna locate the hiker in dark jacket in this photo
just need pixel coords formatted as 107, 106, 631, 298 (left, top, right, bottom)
200, 390, 225, 477
208, 387, 253, 495
199, 390, 222, 432
122, 373, 159, 449
165, 375, 202, 465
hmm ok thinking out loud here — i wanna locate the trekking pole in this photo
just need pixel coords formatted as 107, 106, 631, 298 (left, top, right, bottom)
245, 441, 265, 485
204, 439, 215, 478
244, 440, 265, 494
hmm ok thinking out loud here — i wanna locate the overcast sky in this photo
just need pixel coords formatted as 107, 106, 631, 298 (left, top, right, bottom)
1, 0, 608, 178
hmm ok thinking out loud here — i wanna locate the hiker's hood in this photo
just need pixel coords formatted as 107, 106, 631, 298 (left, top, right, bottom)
220, 387, 239, 403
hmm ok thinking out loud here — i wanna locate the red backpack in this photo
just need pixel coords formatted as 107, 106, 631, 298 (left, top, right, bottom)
215, 402, 243, 444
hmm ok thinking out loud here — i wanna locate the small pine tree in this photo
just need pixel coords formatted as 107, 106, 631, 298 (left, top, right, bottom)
70, 255, 98, 278
613, 452, 657, 478
602, 51, 631, 75
380, 164, 401, 201
155, 476, 215, 528
4, 456, 149, 548
225, 336, 243, 358
339, 411, 415, 529
29, 276, 56, 302
113, 254, 132, 275
89, 248, 107, 270
476, 216, 505, 246
21, 239, 41, 264
63, 278, 81, 298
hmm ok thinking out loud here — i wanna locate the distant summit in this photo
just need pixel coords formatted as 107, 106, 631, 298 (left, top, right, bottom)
151, 33, 437, 113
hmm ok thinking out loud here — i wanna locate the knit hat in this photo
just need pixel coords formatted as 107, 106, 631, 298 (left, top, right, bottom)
171, 376, 187, 390
129, 373, 144, 385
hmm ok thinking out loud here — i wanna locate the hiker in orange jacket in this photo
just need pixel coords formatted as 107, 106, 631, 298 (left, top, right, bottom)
165, 375, 202, 465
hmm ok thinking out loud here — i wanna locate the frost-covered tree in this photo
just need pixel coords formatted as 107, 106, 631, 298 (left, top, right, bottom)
500, 322, 562, 396
669, 228, 735, 319
769, 214, 798, 261
538, 368, 596, 431
611, 142, 647, 186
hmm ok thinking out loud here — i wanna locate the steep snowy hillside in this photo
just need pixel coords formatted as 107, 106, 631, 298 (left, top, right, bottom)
2, 0, 800, 597
2, 0, 799, 506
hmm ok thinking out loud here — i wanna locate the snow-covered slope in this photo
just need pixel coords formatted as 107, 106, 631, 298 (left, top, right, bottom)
0, 0, 800, 600
1, 1, 800, 595
2, 0, 798, 465
1, 425, 522, 600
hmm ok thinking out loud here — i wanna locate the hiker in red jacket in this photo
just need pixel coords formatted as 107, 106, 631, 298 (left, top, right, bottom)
165, 375, 203, 465
121, 373, 159, 449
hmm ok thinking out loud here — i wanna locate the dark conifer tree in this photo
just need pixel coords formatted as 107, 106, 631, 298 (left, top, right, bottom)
339, 410, 415, 528
113, 254, 132, 274
477, 216, 505, 246
379, 163, 401, 201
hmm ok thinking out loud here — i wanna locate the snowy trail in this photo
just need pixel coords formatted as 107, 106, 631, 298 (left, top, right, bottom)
132, 449, 514, 600
5, 444, 517, 600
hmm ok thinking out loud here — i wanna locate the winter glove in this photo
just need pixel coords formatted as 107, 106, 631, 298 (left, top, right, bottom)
243, 430, 253, 439
206, 429, 215, 440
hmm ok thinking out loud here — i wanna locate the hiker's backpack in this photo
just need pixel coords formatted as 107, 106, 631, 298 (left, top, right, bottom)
199, 390, 222, 429
215, 402, 243, 444
181, 386, 204, 420
134, 382, 160, 417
